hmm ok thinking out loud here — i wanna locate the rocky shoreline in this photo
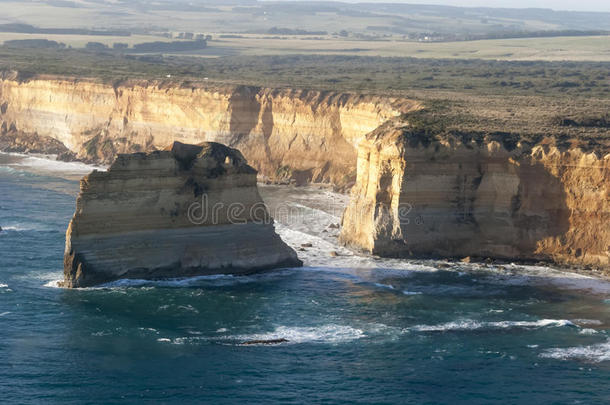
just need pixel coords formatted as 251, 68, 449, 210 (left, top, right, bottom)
2, 73, 607, 274
0, 128, 76, 161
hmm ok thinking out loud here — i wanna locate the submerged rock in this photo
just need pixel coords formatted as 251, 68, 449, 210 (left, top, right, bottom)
62, 141, 302, 288
240, 338, 289, 346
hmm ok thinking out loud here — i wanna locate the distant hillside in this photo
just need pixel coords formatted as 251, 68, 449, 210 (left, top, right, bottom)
1, 0, 609, 37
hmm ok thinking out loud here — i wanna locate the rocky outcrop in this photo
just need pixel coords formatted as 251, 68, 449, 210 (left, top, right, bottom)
340, 120, 610, 269
0, 73, 418, 189
0, 125, 76, 160
62, 141, 302, 288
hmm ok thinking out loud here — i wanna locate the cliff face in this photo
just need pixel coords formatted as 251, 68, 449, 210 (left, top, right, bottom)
62, 141, 302, 288
340, 121, 610, 269
0, 74, 417, 189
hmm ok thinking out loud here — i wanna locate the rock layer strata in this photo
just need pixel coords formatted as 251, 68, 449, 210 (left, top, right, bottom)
0, 73, 417, 189
340, 121, 610, 269
62, 141, 302, 288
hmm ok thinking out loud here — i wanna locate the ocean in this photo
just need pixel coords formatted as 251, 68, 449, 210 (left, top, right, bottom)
1, 152, 609, 404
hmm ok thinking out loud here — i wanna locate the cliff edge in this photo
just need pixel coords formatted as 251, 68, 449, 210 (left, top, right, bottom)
0, 74, 418, 190
62, 141, 302, 288
340, 119, 610, 270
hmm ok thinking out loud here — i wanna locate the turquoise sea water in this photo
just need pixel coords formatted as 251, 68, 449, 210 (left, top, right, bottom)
1, 152, 610, 404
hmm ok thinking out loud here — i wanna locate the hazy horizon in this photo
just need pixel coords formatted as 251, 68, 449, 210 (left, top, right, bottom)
265, 0, 610, 13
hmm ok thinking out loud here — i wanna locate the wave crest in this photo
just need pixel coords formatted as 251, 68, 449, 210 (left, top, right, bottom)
410, 319, 575, 332
540, 340, 610, 363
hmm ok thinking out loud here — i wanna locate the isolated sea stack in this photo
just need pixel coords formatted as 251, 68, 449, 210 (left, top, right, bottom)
62, 141, 302, 288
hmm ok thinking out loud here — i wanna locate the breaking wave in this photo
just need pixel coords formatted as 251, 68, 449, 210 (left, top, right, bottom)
410, 319, 575, 332
540, 339, 610, 363
227, 324, 365, 344
155, 324, 367, 346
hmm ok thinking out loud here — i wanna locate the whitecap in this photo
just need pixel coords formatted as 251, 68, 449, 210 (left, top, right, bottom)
571, 319, 603, 326
0, 283, 8, 288
0, 225, 39, 232
224, 324, 365, 345
374, 283, 395, 290
410, 319, 575, 332
540, 339, 610, 363
579, 328, 598, 335
177, 305, 199, 314
402, 290, 422, 295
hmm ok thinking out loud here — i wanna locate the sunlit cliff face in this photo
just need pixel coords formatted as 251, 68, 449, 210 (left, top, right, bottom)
0, 77, 419, 189
1, 75, 608, 269
340, 122, 610, 270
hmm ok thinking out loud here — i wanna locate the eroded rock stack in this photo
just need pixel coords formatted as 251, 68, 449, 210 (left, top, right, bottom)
340, 120, 610, 270
62, 141, 302, 288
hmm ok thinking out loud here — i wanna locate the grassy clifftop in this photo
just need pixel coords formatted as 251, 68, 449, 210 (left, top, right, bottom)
1, 47, 608, 150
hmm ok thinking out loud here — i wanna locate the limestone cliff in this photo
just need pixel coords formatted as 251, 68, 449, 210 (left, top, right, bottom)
62, 141, 302, 288
0, 73, 418, 189
340, 120, 610, 270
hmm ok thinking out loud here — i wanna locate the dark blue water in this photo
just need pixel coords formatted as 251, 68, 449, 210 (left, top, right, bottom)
1, 153, 610, 404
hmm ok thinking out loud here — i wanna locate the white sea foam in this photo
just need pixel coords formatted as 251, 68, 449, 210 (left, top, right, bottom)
1, 225, 40, 232
540, 339, 610, 363
0, 283, 8, 288
226, 324, 365, 344
572, 319, 603, 326
276, 223, 437, 273
44, 280, 62, 288
374, 283, 395, 290
177, 305, 199, 314
274, 191, 610, 296
410, 319, 575, 332
1, 152, 106, 182
158, 322, 405, 346
0, 312, 11, 317
98, 271, 295, 289
480, 264, 610, 294
9, 153, 106, 173
402, 290, 423, 295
